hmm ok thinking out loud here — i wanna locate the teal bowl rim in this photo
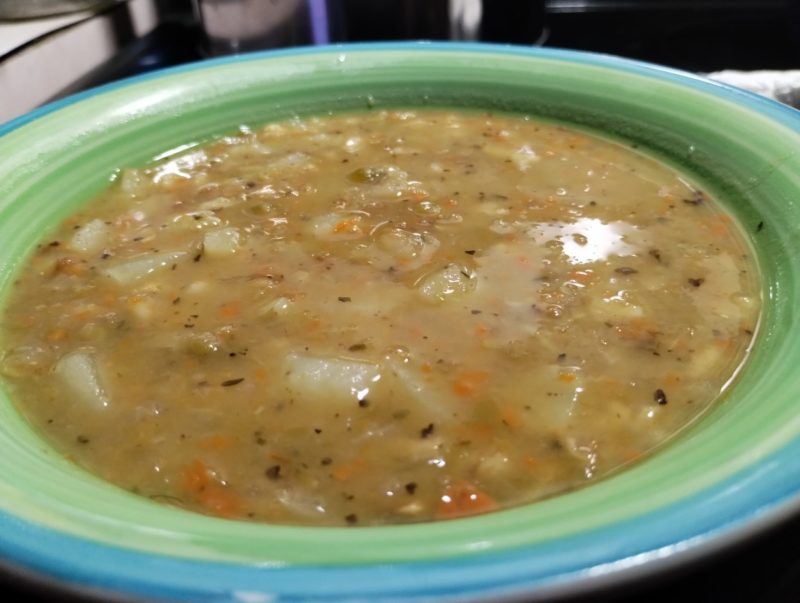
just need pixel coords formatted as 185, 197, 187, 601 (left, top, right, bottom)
1, 42, 799, 601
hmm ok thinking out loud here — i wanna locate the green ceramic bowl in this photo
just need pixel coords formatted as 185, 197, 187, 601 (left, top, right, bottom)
1, 43, 800, 601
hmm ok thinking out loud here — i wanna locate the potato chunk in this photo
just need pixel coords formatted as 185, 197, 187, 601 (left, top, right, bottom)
284, 353, 381, 406
54, 350, 110, 409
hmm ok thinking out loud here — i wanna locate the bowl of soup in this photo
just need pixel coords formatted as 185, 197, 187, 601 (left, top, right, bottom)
0, 43, 798, 601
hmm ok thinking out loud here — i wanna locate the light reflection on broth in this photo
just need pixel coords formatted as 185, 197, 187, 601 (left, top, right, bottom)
0, 110, 760, 526
526, 218, 638, 265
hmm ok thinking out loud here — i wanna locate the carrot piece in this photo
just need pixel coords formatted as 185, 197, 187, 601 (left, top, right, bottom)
333, 218, 361, 234
558, 371, 576, 383
331, 458, 366, 481
199, 435, 234, 450
595, 376, 627, 399
567, 269, 594, 285
714, 337, 733, 350
474, 323, 490, 338
436, 481, 498, 519
47, 328, 68, 343
218, 301, 241, 318
499, 405, 523, 429
182, 459, 242, 518
453, 370, 489, 397
331, 465, 352, 481
707, 218, 730, 237
72, 307, 96, 321
182, 459, 211, 492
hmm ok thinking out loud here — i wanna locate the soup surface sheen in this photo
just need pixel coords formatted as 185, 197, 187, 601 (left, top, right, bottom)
0, 110, 760, 526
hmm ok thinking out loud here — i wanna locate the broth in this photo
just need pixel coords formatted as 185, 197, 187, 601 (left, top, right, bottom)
0, 110, 760, 526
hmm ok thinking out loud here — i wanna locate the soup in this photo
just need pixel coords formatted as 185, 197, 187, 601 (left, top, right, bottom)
0, 110, 760, 526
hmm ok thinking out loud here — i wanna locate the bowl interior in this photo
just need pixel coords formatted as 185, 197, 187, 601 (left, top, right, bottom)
1, 44, 800, 595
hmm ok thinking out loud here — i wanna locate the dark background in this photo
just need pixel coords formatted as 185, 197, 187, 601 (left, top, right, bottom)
3, 0, 800, 601
63, 0, 800, 94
